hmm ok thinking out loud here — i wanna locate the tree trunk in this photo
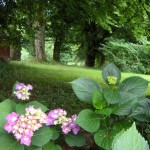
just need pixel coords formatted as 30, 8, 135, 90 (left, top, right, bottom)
10, 45, 21, 60
97, 29, 110, 66
85, 53, 96, 67
53, 30, 65, 62
53, 37, 61, 62
84, 21, 98, 67
34, 22, 46, 61
83, 21, 110, 67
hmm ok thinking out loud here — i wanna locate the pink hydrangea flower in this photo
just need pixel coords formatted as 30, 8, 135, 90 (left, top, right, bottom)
4, 123, 13, 133
6, 112, 19, 125
27, 84, 33, 90
20, 134, 31, 146
4, 106, 48, 147
61, 114, 80, 135
14, 83, 33, 100
16, 83, 25, 90
46, 108, 67, 126
47, 109, 80, 135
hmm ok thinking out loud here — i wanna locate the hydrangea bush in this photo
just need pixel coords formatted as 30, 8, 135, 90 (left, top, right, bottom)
0, 83, 85, 150
70, 63, 150, 150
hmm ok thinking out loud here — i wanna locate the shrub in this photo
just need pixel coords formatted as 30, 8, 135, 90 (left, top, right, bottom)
101, 38, 150, 74
0, 83, 86, 150
71, 63, 150, 149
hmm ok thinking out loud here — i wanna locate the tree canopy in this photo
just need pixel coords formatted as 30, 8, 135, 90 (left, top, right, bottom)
0, 0, 150, 67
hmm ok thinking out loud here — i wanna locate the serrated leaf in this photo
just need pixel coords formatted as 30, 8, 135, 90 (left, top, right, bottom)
112, 122, 149, 150
111, 130, 125, 148
94, 129, 117, 150
76, 109, 100, 133
102, 63, 121, 85
92, 90, 107, 109
31, 126, 53, 147
119, 76, 148, 97
65, 133, 86, 147
0, 133, 24, 150
131, 98, 150, 121
43, 141, 62, 150
104, 88, 121, 104
70, 78, 102, 104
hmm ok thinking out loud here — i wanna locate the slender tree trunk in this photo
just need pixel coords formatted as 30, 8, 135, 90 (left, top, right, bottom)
84, 21, 98, 67
53, 37, 61, 62
53, 30, 65, 62
98, 29, 110, 66
34, 22, 46, 61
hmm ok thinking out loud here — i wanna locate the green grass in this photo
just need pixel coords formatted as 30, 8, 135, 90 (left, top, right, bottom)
0, 61, 150, 114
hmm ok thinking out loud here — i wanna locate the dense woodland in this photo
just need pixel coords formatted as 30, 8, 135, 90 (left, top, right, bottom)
0, 0, 150, 73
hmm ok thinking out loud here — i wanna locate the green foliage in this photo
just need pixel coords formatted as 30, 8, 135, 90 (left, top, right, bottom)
64, 133, 86, 147
131, 98, 150, 122
0, 133, 24, 150
104, 88, 121, 104
31, 126, 53, 147
94, 129, 118, 150
25, 146, 42, 150
43, 141, 62, 150
112, 123, 149, 150
76, 109, 100, 133
102, 38, 150, 74
0, 83, 86, 150
0, 99, 16, 131
71, 63, 150, 149
120, 76, 149, 97
70, 78, 102, 104
92, 90, 106, 109
15, 101, 48, 115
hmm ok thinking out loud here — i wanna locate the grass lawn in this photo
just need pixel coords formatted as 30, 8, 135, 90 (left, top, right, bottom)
0, 61, 150, 114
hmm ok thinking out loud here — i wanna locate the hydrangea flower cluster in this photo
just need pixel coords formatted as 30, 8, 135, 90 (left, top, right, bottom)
14, 83, 33, 100
46, 108, 80, 135
4, 106, 47, 146
107, 76, 117, 85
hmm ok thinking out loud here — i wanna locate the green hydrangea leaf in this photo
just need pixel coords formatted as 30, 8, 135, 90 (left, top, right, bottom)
43, 141, 62, 150
119, 76, 148, 97
0, 133, 24, 150
112, 122, 149, 150
92, 90, 107, 109
94, 129, 118, 150
131, 98, 150, 122
31, 126, 53, 147
76, 109, 100, 133
64, 133, 86, 147
104, 88, 121, 104
70, 78, 102, 104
